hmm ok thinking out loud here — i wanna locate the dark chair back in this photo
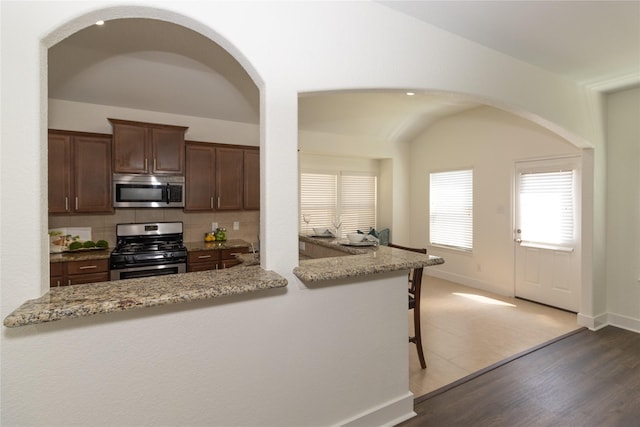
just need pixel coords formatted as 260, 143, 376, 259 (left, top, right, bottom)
388, 243, 427, 296
388, 242, 428, 369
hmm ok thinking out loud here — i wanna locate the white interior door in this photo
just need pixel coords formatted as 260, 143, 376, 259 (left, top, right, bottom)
514, 157, 581, 312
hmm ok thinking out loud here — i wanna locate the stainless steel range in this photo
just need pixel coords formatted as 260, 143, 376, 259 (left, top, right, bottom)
110, 222, 187, 281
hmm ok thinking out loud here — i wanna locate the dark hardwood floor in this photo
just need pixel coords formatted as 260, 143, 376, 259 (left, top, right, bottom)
399, 326, 640, 427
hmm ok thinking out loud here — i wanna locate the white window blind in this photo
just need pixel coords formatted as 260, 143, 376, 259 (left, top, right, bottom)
519, 170, 574, 245
300, 171, 377, 237
340, 173, 377, 236
300, 173, 337, 233
430, 169, 473, 250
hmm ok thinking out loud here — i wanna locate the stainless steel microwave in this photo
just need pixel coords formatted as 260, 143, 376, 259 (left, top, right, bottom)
113, 174, 184, 208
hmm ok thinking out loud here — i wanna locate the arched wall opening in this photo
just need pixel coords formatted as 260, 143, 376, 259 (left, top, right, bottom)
298, 88, 593, 315
42, 8, 265, 287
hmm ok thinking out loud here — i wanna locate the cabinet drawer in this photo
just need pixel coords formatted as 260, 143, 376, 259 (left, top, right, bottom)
188, 250, 220, 272
66, 259, 109, 275
188, 251, 220, 263
220, 247, 249, 260
67, 272, 110, 286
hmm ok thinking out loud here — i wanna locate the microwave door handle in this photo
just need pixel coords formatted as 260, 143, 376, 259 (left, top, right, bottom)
165, 183, 171, 205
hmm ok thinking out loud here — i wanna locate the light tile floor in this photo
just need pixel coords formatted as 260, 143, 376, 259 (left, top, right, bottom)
409, 276, 580, 397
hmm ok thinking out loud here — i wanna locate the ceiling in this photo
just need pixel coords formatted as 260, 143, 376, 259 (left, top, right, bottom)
49, 2, 640, 152
378, 1, 640, 86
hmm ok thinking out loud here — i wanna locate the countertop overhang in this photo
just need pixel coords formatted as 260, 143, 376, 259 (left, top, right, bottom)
5, 237, 444, 328
4, 266, 287, 328
294, 236, 444, 282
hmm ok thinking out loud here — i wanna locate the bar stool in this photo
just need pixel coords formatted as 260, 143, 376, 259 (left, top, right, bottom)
388, 243, 427, 369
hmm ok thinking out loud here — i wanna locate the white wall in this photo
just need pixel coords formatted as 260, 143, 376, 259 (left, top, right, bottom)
409, 106, 581, 297
605, 86, 640, 331
50, 99, 260, 146
1, 1, 610, 426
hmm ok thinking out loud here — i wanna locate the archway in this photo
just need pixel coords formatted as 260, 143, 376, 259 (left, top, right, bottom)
45, 11, 263, 279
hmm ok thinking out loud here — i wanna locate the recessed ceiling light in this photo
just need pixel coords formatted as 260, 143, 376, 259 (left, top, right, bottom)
95, 20, 105, 26
406, 92, 415, 96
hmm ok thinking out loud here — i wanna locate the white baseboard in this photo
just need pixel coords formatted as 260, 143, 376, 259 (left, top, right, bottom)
605, 312, 640, 333
577, 312, 609, 330
425, 269, 511, 297
339, 392, 415, 427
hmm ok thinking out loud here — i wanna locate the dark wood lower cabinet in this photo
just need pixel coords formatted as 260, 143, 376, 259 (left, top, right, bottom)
50, 259, 110, 287
187, 247, 249, 272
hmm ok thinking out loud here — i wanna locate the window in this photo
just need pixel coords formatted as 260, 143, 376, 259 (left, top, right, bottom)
300, 171, 377, 237
429, 169, 473, 250
299, 172, 337, 234
518, 170, 574, 245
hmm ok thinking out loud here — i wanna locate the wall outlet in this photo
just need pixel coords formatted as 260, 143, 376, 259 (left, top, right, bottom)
233, 221, 240, 231
299, 241, 305, 251
211, 222, 218, 231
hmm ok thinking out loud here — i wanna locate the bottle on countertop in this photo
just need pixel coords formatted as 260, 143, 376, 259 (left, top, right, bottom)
214, 227, 227, 241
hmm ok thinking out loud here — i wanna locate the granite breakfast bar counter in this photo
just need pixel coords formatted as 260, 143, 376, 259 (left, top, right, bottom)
5, 236, 442, 328
295, 235, 444, 282
3, 266, 287, 328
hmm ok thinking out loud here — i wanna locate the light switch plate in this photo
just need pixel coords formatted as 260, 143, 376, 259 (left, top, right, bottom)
233, 221, 239, 230
212, 222, 218, 230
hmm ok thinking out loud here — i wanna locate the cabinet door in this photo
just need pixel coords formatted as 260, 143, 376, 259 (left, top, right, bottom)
187, 250, 220, 272
48, 133, 72, 213
216, 147, 244, 210
185, 143, 216, 211
243, 149, 260, 210
50, 262, 65, 287
219, 247, 249, 269
152, 128, 185, 174
73, 135, 113, 213
67, 272, 110, 286
112, 123, 148, 174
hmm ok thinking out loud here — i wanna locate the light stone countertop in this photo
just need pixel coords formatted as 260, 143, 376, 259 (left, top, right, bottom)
294, 242, 444, 282
184, 239, 252, 252
49, 250, 111, 263
3, 266, 287, 328
6, 237, 443, 328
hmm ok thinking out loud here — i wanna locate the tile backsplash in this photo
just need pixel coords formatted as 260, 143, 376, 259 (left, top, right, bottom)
48, 209, 260, 248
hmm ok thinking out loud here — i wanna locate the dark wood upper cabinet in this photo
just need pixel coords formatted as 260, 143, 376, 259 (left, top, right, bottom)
48, 133, 72, 214
48, 130, 112, 214
184, 142, 216, 211
109, 118, 187, 175
216, 147, 244, 210
243, 149, 260, 210
184, 142, 259, 212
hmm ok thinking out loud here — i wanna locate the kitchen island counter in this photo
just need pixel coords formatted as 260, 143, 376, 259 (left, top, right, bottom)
4, 265, 287, 328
